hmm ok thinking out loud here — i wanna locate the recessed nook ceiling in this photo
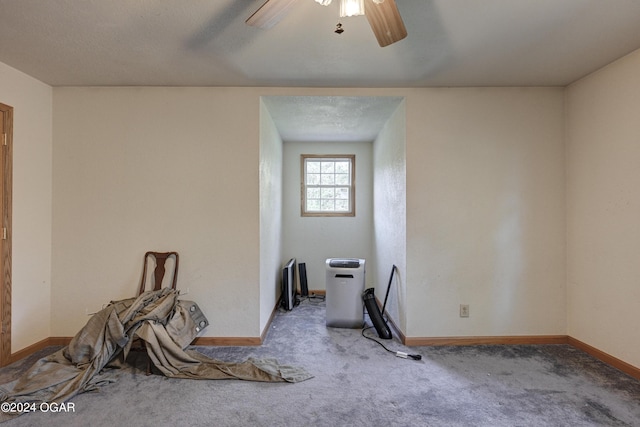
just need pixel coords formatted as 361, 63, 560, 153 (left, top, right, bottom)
262, 96, 403, 142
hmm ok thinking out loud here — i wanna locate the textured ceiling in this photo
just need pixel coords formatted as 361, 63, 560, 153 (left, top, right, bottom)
262, 96, 403, 142
2, 0, 640, 140
2, 0, 640, 88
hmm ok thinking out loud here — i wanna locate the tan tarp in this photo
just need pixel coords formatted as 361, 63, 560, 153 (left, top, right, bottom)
0, 289, 312, 422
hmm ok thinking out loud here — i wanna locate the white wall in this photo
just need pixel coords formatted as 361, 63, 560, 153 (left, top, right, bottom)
282, 140, 374, 291
52, 87, 262, 337
259, 99, 283, 333
47, 85, 569, 348
566, 49, 640, 368
0, 62, 52, 352
405, 88, 566, 338
372, 101, 407, 331
5, 61, 638, 370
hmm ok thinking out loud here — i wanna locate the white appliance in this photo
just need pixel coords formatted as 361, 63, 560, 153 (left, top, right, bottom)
325, 258, 366, 328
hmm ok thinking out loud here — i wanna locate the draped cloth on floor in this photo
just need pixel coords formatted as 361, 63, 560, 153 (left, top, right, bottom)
0, 289, 312, 422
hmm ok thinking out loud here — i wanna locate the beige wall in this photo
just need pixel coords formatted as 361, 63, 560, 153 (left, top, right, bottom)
282, 140, 374, 292
52, 87, 262, 338
372, 100, 407, 331
0, 62, 53, 352
405, 88, 566, 338
9, 75, 632, 370
3, 47, 639, 371
259, 99, 283, 332
566, 49, 640, 368
50, 86, 568, 345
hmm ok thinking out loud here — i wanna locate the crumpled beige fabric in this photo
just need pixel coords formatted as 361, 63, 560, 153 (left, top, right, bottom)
0, 289, 312, 423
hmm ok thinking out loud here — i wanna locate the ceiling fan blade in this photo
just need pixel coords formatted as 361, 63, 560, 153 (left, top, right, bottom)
365, 0, 407, 47
246, 0, 299, 29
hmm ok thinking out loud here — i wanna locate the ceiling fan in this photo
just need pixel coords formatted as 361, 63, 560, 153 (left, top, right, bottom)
246, 0, 407, 47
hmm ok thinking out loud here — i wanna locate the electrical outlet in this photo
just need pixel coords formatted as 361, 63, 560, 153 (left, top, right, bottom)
460, 304, 470, 318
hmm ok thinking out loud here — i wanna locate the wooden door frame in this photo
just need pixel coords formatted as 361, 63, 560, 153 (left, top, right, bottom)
0, 103, 13, 367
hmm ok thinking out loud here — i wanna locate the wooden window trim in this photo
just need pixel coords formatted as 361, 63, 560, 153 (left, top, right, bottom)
301, 154, 355, 217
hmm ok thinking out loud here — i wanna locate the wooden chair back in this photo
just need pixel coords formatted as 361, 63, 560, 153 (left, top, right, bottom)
137, 251, 179, 295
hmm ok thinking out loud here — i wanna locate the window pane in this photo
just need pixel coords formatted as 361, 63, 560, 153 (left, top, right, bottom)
307, 173, 320, 185
321, 162, 334, 173
320, 173, 335, 185
335, 173, 349, 185
321, 199, 334, 211
307, 199, 320, 211
335, 200, 349, 211
336, 187, 349, 199
307, 161, 320, 173
335, 161, 349, 174
307, 188, 320, 199
321, 188, 335, 199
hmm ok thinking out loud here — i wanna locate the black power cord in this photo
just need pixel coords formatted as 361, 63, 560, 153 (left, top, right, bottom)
361, 265, 422, 361
361, 325, 422, 361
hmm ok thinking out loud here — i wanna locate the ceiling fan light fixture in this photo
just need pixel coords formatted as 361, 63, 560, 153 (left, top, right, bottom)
339, 0, 365, 17
314, 0, 333, 5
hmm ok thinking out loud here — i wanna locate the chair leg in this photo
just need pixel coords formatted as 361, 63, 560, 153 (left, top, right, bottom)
138, 341, 153, 375
145, 344, 153, 375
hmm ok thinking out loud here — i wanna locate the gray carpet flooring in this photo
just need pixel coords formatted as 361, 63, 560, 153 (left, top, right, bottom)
1, 297, 639, 426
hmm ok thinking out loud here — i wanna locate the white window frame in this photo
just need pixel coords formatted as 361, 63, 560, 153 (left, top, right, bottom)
301, 154, 355, 217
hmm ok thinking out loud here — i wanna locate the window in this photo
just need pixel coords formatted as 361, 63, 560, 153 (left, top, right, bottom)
301, 154, 355, 217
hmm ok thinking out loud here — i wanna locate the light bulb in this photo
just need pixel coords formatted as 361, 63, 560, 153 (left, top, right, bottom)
339, 0, 365, 17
